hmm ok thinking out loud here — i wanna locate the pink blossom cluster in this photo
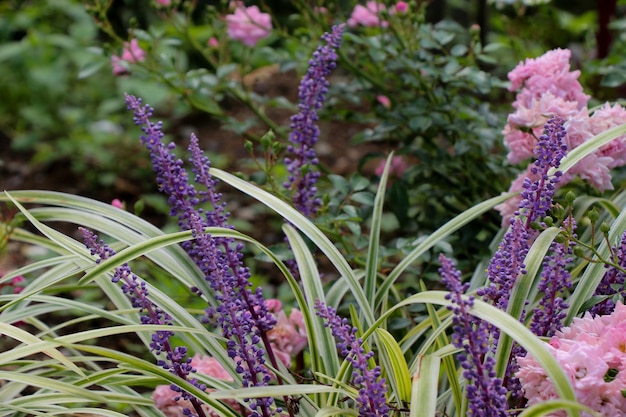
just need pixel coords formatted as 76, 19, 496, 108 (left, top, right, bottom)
497, 48, 626, 222
516, 302, 626, 416
225, 4, 272, 46
347, 1, 408, 28
111, 39, 145, 76
152, 300, 306, 416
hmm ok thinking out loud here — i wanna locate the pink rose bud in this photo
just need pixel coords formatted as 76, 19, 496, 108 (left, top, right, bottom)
376, 95, 391, 109
111, 199, 124, 209
208, 37, 219, 48
395, 1, 409, 13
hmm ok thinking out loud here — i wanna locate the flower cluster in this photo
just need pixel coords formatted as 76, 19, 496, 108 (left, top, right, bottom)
111, 39, 145, 76
439, 254, 508, 417
225, 4, 272, 47
499, 48, 626, 221
315, 300, 390, 417
517, 302, 626, 416
347, 1, 388, 28
374, 156, 407, 180
283, 24, 344, 216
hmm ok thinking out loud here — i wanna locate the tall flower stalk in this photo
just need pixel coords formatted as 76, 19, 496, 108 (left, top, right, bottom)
439, 254, 508, 417
283, 24, 344, 216
80, 228, 209, 417
480, 116, 568, 313
126, 94, 286, 417
315, 300, 390, 417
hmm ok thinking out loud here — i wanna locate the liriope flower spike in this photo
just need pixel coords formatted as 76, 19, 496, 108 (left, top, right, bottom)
284, 24, 344, 216
439, 254, 508, 417
80, 228, 209, 417
126, 94, 283, 417
315, 300, 389, 417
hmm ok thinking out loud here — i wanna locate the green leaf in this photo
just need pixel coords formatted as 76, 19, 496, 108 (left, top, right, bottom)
410, 352, 440, 417
209, 168, 376, 327
77, 59, 106, 79
376, 328, 411, 403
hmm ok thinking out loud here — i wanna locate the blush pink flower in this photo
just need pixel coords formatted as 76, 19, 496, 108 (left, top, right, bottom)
376, 95, 391, 109
111, 39, 146, 76
225, 5, 272, 46
156, 0, 171, 6
589, 103, 626, 167
152, 355, 236, 417
375, 156, 408, 178
500, 49, 626, 222
508, 48, 589, 109
347, 1, 388, 28
207, 37, 219, 48
516, 302, 626, 416
265, 299, 308, 366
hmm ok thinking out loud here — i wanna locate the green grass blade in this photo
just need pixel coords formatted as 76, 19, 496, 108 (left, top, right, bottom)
364, 154, 392, 308
379, 192, 515, 309
375, 327, 411, 403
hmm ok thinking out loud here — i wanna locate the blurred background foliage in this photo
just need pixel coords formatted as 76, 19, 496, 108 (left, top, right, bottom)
1, 0, 624, 272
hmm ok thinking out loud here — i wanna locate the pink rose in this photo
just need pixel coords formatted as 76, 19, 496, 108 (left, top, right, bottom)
589, 103, 626, 168
225, 5, 272, 46
156, 0, 171, 6
152, 355, 236, 417
375, 156, 408, 178
111, 39, 145, 76
265, 299, 308, 366
517, 302, 626, 416
347, 1, 388, 28
507, 48, 589, 108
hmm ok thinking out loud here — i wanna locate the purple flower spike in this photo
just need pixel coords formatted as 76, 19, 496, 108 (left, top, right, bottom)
126, 94, 283, 417
530, 217, 575, 338
518, 116, 567, 227
439, 254, 508, 417
80, 227, 209, 417
284, 24, 344, 216
591, 229, 626, 316
315, 300, 389, 417
480, 116, 568, 312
